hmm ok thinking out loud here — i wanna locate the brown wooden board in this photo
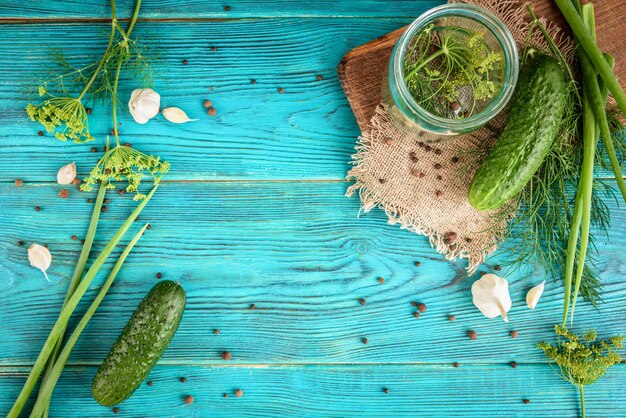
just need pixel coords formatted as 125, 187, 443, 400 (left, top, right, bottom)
338, 0, 626, 132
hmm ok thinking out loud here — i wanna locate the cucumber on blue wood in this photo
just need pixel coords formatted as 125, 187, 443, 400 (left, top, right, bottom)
92, 280, 186, 406
468, 51, 567, 210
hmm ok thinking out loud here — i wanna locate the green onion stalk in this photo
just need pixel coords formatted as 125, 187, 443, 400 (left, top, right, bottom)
31, 224, 150, 416
561, 1, 616, 325
7, 186, 158, 418
35, 180, 107, 417
554, 0, 626, 201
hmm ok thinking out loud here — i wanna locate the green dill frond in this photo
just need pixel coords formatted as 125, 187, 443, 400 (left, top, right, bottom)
124, 37, 155, 88
80, 143, 170, 200
26, 95, 94, 143
33, 49, 99, 98
30, 26, 156, 106
538, 325, 623, 387
90, 32, 156, 103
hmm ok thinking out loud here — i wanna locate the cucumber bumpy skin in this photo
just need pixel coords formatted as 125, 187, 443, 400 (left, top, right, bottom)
468, 51, 567, 211
92, 280, 186, 406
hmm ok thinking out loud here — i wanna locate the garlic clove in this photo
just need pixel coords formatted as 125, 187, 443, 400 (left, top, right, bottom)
28, 244, 52, 282
133, 114, 151, 124
471, 273, 512, 322
129, 88, 161, 124
526, 281, 545, 309
56, 162, 77, 185
162, 107, 198, 123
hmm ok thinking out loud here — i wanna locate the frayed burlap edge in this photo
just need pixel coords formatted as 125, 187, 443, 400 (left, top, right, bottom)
346, 105, 510, 276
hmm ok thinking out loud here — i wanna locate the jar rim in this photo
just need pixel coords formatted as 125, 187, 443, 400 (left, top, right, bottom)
390, 4, 519, 133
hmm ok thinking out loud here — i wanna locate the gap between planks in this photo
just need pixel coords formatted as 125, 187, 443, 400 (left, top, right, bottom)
0, 16, 419, 25
1, 177, 623, 185
3, 361, 612, 369
0, 179, 349, 185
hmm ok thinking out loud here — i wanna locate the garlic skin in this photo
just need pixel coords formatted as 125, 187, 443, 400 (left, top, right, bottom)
56, 162, 77, 185
28, 244, 52, 282
526, 281, 545, 309
162, 107, 197, 123
128, 88, 161, 124
471, 273, 512, 322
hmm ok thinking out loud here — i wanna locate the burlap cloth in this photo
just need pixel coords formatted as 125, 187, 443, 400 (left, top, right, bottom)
346, 0, 574, 274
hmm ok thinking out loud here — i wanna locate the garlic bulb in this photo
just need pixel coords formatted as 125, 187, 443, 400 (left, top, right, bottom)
526, 281, 545, 309
28, 244, 52, 282
128, 88, 161, 124
56, 162, 76, 185
162, 107, 197, 123
471, 273, 512, 322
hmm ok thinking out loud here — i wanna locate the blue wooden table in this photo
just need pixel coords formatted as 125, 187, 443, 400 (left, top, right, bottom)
1, 1, 625, 416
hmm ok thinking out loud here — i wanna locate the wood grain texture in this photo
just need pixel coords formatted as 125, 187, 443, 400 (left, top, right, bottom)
0, 19, 426, 182
0, 0, 444, 19
1, 364, 624, 417
338, 0, 626, 131
1, 181, 624, 365
1, 1, 626, 415
0, 17, 619, 182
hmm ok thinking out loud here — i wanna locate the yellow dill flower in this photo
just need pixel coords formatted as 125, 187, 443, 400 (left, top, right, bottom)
25, 95, 94, 143
538, 324, 623, 387
467, 31, 484, 49
80, 142, 170, 200
538, 325, 623, 418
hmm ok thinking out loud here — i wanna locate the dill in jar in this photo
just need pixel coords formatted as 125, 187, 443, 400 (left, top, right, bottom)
402, 24, 504, 118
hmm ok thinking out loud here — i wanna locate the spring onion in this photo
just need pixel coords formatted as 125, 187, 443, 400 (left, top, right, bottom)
30, 224, 149, 416
7, 185, 158, 418
37, 179, 108, 416
555, 0, 626, 120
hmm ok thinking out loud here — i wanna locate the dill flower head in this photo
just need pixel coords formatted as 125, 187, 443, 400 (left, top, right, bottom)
26, 90, 94, 143
80, 143, 170, 200
538, 324, 623, 387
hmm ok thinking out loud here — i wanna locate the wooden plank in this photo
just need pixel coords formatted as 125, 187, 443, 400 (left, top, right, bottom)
1, 364, 624, 416
0, 18, 619, 182
338, 0, 626, 131
0, 19, 421, 182
1, 181, 624, 365
0, 0, 444, 19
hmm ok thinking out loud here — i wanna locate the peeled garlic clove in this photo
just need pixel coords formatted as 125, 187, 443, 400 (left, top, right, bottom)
526, 281, 545, 309
129, 88, 161, 124
471, 273, 512, 322
162, 107, 197, 123
56, 162, 76, 185
28, 244, 52, 282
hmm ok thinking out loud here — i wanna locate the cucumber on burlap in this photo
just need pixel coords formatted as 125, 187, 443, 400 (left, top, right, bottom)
469, 51, 567, 211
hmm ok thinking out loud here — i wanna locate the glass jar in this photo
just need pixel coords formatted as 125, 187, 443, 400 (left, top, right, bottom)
383, 4, 519, 137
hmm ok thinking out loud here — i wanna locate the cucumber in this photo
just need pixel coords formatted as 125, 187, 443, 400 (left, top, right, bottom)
468, 51, 567, 210
92, 280, 185, 406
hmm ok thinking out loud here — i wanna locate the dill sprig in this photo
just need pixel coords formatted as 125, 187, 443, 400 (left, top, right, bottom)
79, 0, 170, 198
25, 0, 169, 198
538, 325, 623, 418
25, 23, 116, 143
25, 0, 154, 143
402, 24, 503, 117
